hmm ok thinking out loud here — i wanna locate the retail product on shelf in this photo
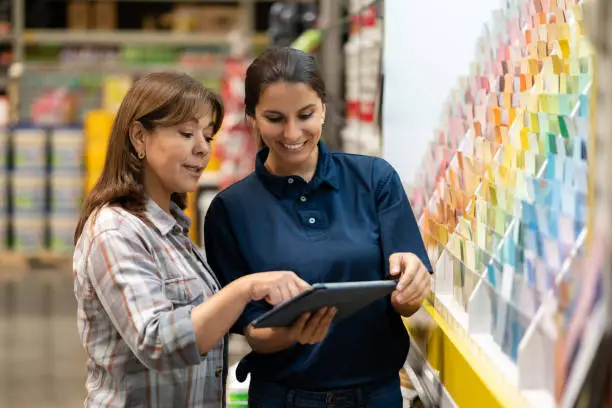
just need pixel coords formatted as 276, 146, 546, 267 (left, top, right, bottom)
84, 109, 115, 194
18, 52, 224, 124
406, 1, 595, 406
0, 0, 10, 35
11, 127, 48, 252
2, 125, 86, 253
0, 127, 6, 250
341, 0, 382, 156
50, 127, 84, 253
214, 58, 257, 191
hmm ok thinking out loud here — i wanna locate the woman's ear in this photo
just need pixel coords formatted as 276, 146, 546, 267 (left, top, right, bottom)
129, 122, 147, 158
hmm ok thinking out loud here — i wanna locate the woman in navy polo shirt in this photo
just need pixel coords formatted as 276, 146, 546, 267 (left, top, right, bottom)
204, 47, 433, 408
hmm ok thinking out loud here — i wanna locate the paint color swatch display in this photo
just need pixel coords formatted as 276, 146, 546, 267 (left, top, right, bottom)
407, 0, 596, 405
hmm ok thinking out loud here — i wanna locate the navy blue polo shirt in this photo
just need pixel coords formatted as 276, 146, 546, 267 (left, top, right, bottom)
203, 141, 432, 390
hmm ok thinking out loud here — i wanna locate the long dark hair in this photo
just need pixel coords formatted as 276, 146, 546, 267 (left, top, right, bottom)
74, 72, 224, 243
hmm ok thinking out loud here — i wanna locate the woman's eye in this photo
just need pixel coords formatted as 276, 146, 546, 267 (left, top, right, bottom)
299, 112, 314, 120
180, 131, 194, 138
204, 135, 214, 143
266, 116, 283, 123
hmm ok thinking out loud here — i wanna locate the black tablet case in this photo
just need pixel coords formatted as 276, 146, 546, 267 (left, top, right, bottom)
251, 280, 397, 328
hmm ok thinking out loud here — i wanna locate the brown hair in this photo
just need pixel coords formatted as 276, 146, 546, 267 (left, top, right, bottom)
74, 71, 224, 243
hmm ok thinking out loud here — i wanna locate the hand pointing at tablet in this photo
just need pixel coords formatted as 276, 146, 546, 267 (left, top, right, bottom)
389, 252, 432, 317
245, 271, 311, 305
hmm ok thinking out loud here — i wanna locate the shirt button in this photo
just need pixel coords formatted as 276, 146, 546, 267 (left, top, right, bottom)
215, 367, 222, 377
172, 225, 182, 234
308, 217, 316, 224
287, 178, 294, 184
300, 195, 307, 202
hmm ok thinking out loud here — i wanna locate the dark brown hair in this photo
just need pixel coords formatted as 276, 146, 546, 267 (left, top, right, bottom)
245, 48, 327, 147
74, 71, 224, 243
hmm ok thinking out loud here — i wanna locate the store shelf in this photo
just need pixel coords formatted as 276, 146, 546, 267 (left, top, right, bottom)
409, 303, 529, 408
23, 30, 232, 47
21, 62, 224, 77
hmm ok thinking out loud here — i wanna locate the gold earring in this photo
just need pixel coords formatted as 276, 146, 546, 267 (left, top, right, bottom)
138, 151, 145, 159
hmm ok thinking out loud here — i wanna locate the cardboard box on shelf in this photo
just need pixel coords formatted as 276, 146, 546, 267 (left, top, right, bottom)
197, 5, 241, 33
93, 1, 117, 30
67, 0, 91, 30
171, 5, 200, 33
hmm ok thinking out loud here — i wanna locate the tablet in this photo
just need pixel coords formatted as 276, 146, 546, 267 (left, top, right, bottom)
251, 280, 397, 329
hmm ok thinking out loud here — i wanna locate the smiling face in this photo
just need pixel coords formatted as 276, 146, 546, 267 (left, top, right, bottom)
253, 81, 326, 180
130, 104, 215, 210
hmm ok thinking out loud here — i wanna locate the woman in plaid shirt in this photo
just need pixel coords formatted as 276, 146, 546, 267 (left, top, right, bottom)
72, 72, 333, 408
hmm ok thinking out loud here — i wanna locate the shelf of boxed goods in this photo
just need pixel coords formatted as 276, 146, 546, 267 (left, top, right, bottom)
0, 124, 84, 272
401, 3, 597, 407
341, 0, 382, 156
21, 30, 269, 48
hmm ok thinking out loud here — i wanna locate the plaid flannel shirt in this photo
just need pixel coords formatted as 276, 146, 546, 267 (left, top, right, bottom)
73, 199, 226, 408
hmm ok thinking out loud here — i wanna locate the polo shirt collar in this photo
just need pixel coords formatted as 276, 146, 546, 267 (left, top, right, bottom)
255, 141, 339, 198
145, 198, 192, 236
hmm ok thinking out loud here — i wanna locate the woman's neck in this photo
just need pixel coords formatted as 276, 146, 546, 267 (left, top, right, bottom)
265, 146, 319, 182
143, 172, 171, 213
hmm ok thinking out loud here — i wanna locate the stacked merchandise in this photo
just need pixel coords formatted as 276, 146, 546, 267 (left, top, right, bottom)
406, 0, 596, 405
0, 126, 6, 250
267, 2, 319, 48
195, 58, 255, 246
84, 110, 114, 194
341, 0, 382, 156
11, 127, 48, 252
19, 61, 222, 124
214, 58, 257, 191
49, 127, 84, 253
0, 0, 10, 34
6, 126, 85, 254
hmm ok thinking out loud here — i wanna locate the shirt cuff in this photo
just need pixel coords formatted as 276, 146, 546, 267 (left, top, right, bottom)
160, 306, 207, 366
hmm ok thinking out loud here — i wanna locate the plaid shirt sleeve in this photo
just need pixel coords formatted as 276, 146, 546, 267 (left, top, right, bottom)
85, 227, 205, 372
